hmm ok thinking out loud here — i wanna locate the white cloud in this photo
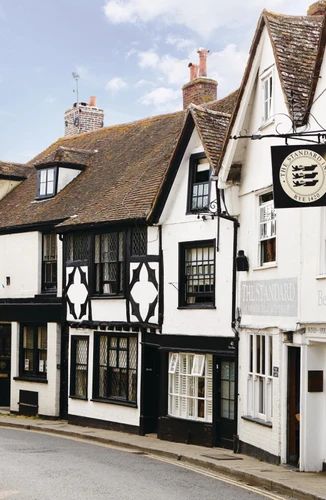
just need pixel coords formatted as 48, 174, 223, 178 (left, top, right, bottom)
134, 79, 155, 88
137, 50, 160, 68
103, 0, 309, 37
139, 87, 181, 113
166, 35, 195, 51
105, 77, 128, 92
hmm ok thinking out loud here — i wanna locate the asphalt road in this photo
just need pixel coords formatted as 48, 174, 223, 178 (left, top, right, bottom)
0, 428, 269, 500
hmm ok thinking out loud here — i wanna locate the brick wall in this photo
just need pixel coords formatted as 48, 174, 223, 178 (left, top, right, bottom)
182, 78, 217, 109
64, 104, 104, 137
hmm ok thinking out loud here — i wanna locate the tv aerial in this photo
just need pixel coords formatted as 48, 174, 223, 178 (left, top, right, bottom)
72, 71, 80, 104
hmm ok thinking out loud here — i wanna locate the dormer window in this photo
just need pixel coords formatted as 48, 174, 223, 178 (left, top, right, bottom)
38, 167, 57, 198
187, 153, 210, 213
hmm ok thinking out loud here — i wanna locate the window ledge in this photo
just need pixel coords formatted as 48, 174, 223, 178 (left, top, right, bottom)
69, 395, 88, 401
177, 305, 216, 310
91, 398, 137, 408
316, 274, 326, 280
258, 118, 275, 131
253, 262, 277, 271
13, 376, 48, 384
90, 295, 125, 300
242, 415, 272, 428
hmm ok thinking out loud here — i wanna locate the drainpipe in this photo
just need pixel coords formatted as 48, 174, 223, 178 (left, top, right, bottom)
216, 184, 240, 453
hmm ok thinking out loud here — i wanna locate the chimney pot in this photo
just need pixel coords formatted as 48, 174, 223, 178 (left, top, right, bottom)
198, 48, 210, 77
307, 1, 326, 15
188, 63, 199, 81
89, 96, 97, 107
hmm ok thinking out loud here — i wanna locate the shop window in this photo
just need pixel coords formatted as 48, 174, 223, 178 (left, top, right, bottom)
93, 334, 137, 404
20, 325, 47, 379
70, 336, 89, 399
168, 352, 212, 422
247, 334, 273, 421
259, 192, 276, 265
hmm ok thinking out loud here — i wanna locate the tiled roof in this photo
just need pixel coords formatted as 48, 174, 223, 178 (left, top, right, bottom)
34, 146, 95, 168
0, 161, 31, 180
205, 90, 239, 115
190, 105, 231, 173
0, 112, 185, 231
264, 11, 325, 125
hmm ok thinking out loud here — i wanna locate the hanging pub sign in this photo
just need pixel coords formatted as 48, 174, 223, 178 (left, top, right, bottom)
271, 145, 326, 208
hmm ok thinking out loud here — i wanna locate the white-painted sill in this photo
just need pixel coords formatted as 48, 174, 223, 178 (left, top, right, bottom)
258, 118, 275, 131
316, 274, 326, 280
253, 262, 278, 271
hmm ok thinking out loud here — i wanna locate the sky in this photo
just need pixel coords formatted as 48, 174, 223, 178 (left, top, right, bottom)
0, 0, 312, 163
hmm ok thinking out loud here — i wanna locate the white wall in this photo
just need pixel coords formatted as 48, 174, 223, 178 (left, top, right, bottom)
0, 232, 41, 297
160, 128, 234, 337
0, 180, 21, 200
57, 167, 81, 193
10, 322, 61, 417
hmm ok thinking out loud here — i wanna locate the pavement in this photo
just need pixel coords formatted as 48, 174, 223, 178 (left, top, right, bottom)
0, 410, 325, 500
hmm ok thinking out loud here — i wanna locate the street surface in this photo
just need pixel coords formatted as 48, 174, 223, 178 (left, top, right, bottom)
0, 428, 274, 499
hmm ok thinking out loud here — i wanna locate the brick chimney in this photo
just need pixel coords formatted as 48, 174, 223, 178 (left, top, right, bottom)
64, 96, 104, 137
307, 1, 326, 15
182, 49, 217, 109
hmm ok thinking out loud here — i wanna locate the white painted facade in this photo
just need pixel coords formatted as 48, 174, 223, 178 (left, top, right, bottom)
220, 25, 326, 470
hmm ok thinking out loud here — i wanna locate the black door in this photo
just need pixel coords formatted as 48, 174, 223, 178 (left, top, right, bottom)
140, 344, 160, 434
0, 324, 11, 406
287, 346, 300, 466
214, 357, 236, 449
59, 327, 69, 418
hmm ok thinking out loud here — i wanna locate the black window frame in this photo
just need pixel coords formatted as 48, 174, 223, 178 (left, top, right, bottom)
19, 324, 47, 380
92, 332, 138, 406
70, 335, 89, 400
41, 233, 57, 294
36, 166, 58, 200
179, 239, 216, 308
93, 231, 126, 297
186, 153, 211, 214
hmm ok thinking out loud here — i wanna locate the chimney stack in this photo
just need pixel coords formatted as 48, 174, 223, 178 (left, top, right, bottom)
307, 1, 326, 15
64, 96, 104, 137
182, 48, 217, 109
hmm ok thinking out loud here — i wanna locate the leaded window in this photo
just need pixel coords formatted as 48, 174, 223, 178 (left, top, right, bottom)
42, 233, 57, 293
168, 352, 212, 422
220, 360, 235, 420
94, 334, 137, 404
131, 226, 147, 256
179, 241, 215, 306
21, 325, 47, 378
247, 334, 273, 421
70, 336, 88, 399
259, 192, 276, 265
94, 232, 124, 295
65, 233, 90, 262
188, 155, 210, 212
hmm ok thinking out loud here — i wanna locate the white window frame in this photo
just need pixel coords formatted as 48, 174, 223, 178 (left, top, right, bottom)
168, 352, 212, 422
261, 71, 273, 125
247, 333, 273, 422
258, 191, 276, 266
39, 167, 56, 197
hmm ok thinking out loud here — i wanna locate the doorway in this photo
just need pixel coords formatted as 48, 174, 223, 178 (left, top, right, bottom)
215, 357, 237, 449
59, 327, 69, 418
140, 344, 160, 434
0, 324, 11, 407
287, 346, 301, 466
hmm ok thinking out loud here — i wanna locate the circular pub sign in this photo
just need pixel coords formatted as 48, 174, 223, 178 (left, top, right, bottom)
279, 149, 326, 204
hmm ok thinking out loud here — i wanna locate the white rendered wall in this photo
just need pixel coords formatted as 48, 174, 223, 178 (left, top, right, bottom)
0, 180, 20, 200
10, 322, 61, 417
68, 328, 141, 427
57, 167, 81, 194
0, 232, 41, 297
160, 128, 234, 337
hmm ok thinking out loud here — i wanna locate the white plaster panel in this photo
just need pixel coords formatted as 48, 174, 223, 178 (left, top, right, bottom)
0, 232, 41, 298
10, 322, 61, 417
91, 299, 127, 322
57, 167, 81, 193
147, 226, 160, 255
0, 180, 20, 200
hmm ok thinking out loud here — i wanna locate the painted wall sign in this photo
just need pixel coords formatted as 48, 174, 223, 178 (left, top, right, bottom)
240, 278, 298, 316
271, 145, 326, 208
